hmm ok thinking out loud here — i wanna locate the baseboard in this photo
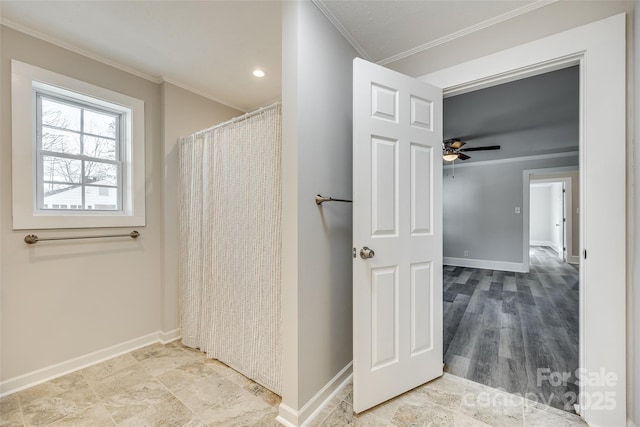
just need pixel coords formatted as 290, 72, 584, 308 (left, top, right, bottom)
530, 241, 554, 247
277, 362, 352, 426
569, 255, 580, 264
0, 329, 181, 397
444, 257, 527, 273
159, 328, 181, 344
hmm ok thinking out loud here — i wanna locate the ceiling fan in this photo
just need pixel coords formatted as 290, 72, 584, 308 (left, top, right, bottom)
442, 138, 500, 161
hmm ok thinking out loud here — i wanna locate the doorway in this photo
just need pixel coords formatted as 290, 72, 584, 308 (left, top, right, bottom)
420, 13, 626, 425
440, 66, 580, 413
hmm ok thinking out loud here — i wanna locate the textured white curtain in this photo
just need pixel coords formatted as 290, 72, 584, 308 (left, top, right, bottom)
178, 104, 282, 394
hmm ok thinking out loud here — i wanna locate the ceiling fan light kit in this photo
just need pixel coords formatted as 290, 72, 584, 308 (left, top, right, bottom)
443, 151, 459, 161
442, 138, 500, 161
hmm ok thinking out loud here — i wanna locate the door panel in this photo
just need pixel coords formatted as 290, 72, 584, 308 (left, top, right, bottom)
353, 58, 443, 413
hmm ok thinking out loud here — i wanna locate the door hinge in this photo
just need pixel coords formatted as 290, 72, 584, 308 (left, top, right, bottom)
584, 249, 587, 259
563, 189, 566, 193
563, 218, 566, 223
352, 248, 356, 258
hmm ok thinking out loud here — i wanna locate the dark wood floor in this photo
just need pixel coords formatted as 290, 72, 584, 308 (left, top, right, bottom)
443, 246, 579, 412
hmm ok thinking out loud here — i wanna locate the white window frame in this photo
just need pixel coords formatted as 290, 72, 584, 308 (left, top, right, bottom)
11, 60, 146, 229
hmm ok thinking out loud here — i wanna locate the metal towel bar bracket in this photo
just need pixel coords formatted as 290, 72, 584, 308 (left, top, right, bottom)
315, 194, 353, 205
24, 231, 140, 245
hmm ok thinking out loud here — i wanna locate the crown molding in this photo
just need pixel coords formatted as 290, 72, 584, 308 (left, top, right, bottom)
311, 0, 372, 61
161, 78, 247, 113
1, 19, 247, 112
378, 0, 558, 66
1, 18, 163, 84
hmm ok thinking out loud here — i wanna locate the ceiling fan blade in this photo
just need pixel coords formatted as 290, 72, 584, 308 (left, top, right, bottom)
460, 145, 500, 152
457, 153, 471, 160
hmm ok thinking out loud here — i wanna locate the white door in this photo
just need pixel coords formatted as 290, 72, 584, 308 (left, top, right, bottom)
352, 58, 443, 413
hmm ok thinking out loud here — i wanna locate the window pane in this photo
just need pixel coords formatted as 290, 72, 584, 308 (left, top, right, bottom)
84, 109, 117, 138
85, 161, 117, 186
42, 128, 81, 155
42, 183, 81, 209
85, 186, 118, 210
84, 136, 116, 160
42, 155, 81, 183
41, 98, 81, 131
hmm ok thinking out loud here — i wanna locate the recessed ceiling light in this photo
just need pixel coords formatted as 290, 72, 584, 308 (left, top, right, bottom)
252, 69, 265, 78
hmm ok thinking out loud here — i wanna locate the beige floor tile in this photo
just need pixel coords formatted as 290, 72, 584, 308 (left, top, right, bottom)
138, 349, 197, 377
392, 400, 489, 427
205, 406, 279, 427
91, 364, 154, 399
175, 376, 243, 416
17, 372, 88, 406
49, 403, 115, 427
0, 395, 20, 414
244, 382, 282, 407
117, 396, 197, 427
321, 400, 391, 426
21, 385, 99, 426
82, 354, 139, 383
197, 389, 272, 426
459, 382, 524, 427
414, 375, 466, 411
523, 401, 587, 427
102, 380, 172, 424
0, 407, 24, 427
131, 343, 178, 362
156, 360, 220, 393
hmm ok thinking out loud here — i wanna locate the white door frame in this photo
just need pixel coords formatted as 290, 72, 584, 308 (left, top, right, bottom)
421, 14, 626, 426
523, 166, 578, 271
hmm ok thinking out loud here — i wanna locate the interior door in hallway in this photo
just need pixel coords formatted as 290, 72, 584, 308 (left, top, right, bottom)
352, 58, 443, 413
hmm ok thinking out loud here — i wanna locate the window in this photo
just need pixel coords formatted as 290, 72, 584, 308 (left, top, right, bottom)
11, 60, 145, 229
37, 93, 122, 212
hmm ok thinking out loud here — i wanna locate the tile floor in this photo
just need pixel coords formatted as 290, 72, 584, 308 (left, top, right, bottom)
0, 342, 587, 426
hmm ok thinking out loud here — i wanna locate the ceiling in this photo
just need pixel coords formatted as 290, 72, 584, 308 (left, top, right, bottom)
0, 0, 554, 112
444, 65, 579, 163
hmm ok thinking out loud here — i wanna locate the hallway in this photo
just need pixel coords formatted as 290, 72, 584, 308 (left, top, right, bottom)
443, 246, 580, 412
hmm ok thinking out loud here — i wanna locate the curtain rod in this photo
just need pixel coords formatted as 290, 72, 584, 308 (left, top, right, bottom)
191, 102, 281, 137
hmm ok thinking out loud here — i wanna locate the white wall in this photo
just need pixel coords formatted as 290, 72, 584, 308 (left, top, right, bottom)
280, 1, 357, 423
529, 185, 552, 244
160, 82, 241, 333
0, 26, 163, 388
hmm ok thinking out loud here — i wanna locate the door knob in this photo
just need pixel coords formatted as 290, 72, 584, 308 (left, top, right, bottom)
360, 246, 375, 259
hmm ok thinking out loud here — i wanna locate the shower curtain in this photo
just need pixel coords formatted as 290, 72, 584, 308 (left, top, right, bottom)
178, 104, 282, 394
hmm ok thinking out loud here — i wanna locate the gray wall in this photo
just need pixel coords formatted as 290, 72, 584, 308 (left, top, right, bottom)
443, 155, 578, 265
281, 0, 357, 414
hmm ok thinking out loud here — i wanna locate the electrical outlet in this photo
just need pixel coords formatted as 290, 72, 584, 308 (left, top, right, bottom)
515, 207, 521, 214
464, 251, 469, 257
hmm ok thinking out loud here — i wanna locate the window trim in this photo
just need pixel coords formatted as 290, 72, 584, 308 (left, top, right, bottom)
11, 60, 146, 229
